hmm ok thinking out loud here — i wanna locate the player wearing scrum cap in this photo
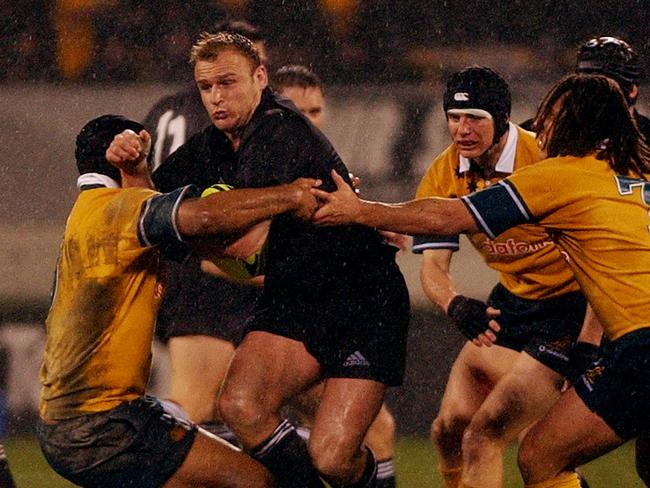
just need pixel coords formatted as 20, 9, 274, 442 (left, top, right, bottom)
522, 35, 648, 142
412, 66, 594, 488
37, 114, 319, 488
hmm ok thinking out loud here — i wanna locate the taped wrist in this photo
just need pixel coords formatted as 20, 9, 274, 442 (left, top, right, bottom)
447, 295, 492, 341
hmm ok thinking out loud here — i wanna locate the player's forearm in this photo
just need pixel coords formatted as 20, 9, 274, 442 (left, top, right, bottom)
420, 262, 458, 312
355, 198, 475, 236
178, 184, 299, 236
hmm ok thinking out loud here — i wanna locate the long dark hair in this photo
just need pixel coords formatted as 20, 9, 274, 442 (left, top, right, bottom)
533, 74, 650, 177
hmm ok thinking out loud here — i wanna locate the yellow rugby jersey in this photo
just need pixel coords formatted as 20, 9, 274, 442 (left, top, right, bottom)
414, 124, 579, 300
40, 185, 195, 420
463, 154, 650, 340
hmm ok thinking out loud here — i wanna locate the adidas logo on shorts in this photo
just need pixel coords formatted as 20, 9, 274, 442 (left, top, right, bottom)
343, 351, 370, 367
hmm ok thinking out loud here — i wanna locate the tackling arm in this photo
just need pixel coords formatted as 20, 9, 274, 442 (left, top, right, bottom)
312, 170, 479, 236
177, 178, 320, 237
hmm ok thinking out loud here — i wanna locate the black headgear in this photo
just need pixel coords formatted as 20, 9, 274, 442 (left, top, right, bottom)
75, 114, 145, 184
576, 36, 641, 103
443, 66, 511, 145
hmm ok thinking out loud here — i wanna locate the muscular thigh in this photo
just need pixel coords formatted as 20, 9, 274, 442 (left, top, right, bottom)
223, 331, 322, 405
469, 352, 564, 440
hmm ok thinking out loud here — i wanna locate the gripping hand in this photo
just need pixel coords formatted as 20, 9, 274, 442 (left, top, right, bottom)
447, 295, 498, 342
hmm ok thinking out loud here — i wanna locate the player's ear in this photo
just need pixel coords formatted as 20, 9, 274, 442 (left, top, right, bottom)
254, 64, 268, 89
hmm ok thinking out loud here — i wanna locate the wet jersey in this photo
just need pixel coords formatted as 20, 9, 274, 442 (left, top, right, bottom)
464, 154, 650, 340
154, 88, 406, 330
40, 185, 195, 420
414, 124, 579, 299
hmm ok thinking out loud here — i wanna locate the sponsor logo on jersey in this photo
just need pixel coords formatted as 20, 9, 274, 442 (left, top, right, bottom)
343, 351, 370, 367
481, 238, 553, 256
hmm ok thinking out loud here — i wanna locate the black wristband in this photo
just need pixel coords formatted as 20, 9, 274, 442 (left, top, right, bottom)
447, 295, 494, 341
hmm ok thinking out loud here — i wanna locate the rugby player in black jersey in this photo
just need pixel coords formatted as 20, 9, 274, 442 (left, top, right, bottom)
114, 32, 410, 488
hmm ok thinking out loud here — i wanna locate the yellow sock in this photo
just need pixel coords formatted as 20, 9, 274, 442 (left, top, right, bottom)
439, 465, 462, 488
525, 471, 581, 488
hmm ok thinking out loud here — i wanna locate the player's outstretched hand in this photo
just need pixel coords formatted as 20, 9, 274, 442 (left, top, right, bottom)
312, 170, 362, 225
447, 294, 501, 347
287, 177, 322, 221
106, 129, 151, 173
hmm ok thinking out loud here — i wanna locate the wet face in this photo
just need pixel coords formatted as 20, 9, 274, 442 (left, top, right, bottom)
447, 111, 495, 161
194, 49, 268, 140
279, 85, 326, 128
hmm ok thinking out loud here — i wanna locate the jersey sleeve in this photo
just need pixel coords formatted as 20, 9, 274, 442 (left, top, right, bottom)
412, 155, 460, 253
137, 185, 200, 248
461, 180, 533, 239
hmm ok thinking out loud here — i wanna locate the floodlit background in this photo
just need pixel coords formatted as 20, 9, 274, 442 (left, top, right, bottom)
1, 1, 649, 486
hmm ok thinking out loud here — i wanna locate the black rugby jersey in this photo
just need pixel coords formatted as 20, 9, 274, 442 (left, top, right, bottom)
153, 88, 401, 304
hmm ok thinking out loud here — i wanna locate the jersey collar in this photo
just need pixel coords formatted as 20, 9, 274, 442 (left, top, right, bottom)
459, 122, 518, 174
77, 173, 120, 190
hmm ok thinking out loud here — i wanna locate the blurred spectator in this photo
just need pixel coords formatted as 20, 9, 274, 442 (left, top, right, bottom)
2, 1, 56, 81
0, 1, 649, 83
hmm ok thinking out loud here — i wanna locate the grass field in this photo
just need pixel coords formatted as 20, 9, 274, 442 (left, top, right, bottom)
4, 434, 645, 487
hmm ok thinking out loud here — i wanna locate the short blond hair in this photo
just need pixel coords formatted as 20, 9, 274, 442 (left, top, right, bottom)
190, 32, 261, 70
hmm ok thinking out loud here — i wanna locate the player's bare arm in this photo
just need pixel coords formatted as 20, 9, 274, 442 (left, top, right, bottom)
312, 169, 479, 236
178, 177, 320, 237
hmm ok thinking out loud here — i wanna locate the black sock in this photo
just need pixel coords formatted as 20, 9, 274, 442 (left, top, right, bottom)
200, 422, 241, 448
351, 448, 378, 488
250, 419, 325, 488
0, 445, 16, 488
376, 458, 395, 488
332, 448, 377, 488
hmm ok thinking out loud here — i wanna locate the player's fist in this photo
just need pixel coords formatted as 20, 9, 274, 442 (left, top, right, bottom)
106, 129, 151, 173
287, 177, 321, 221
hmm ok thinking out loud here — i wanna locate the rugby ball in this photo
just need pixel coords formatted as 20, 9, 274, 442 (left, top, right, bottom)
200, 184, 269, 280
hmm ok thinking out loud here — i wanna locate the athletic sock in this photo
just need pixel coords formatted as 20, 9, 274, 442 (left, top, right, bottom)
296, 425, 311, 442
376, 457, 395, 488
200, 422, 241, 448
525, 471, 582, 488
0, 445, 16, 488
439, 465, 462, 488
339, 448, 377, 488
250, 419, 325, 488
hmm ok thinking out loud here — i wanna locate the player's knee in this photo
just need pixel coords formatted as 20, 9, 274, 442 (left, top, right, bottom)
218, 388, 266, 432
431, 411, 471, 447
461, 419, 506, 465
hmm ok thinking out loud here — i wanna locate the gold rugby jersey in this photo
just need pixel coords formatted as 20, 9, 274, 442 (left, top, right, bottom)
414, 124, 579, 300
463, 154, 650, 340
40, 185, 194, 420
